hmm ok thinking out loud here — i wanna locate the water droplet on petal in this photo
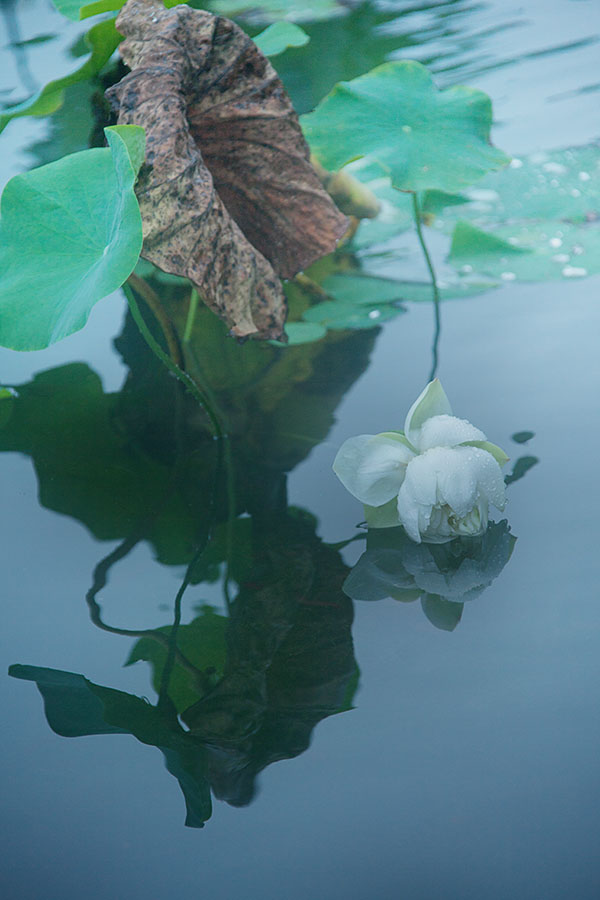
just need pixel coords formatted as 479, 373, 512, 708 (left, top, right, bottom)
402, 125, 412, 134
552, 253, 570, 263
579, 171, 591, 182
562, 265, 587, 278
460, 264, 473, 274
549, 237, 562, 248
570, 188, 581, 198
501, 272, 516, 281
510, 158, 523, 168
368, 309, 381, 319
572, 244, 584, 255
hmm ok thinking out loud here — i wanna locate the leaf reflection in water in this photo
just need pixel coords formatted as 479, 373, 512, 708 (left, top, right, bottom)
3, 288, 373, 827
9, 509, 357, 827
1, 272, 531, 824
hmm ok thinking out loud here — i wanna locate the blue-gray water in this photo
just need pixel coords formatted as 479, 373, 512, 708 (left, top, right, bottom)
1, 2, 600, 898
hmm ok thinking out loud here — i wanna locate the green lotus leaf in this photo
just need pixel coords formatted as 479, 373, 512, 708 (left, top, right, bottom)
253, 21, 309, 56
51, 0, 129, 19
512, 431, 535, 444
0, 18, 121, 133
0, 126, 144, 351
281, 266, 494, 345
430, 145, 600, 228
272, 321, 328, 345
28, 80, 97, 168
320, 273, 408, 305
51, 0, 94, 19
324, 272, 499, 304
449, 220, 600, 281
301, 60, 509, 193
505, 455, 539, 486
302, 300, 401, 330
210, 0, 344, 22
422, 189, 470, 217
424, 144, 600, 282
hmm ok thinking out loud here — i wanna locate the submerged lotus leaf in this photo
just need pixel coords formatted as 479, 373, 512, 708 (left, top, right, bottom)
449, 220, 600, 281
0, 18, 121, 134
278, 265, 497, 346
302, 60, 509, 194
107, 0, 347, 340
426, 144, 600, 282
320, 273, 408, 306
0, 125, 144, 351
432, 145, 600, 229
302, 300, 401, 330
275, 321, 327, 344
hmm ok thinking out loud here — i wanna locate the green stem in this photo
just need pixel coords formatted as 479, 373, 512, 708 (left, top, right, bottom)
412, 193, 441, 381
123, 279, 237, 628
85, 565, 200, 678
222, 436, 236, 616
157, 538, 209, 710
327, 532, 368, 552
183, 288, 200, 344
123, 281, 223, 439
127, 272, 182, 367
182, 343, 237, 614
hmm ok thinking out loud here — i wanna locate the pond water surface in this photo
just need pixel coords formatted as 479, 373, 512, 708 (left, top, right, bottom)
1, 2, 600, 898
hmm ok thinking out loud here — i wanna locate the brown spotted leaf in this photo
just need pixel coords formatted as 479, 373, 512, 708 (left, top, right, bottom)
106, 0, 348, 339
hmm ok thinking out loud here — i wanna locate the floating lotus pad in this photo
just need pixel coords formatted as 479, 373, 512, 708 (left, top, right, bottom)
302, 60, 509, 194
0, 126, 144, 350
0, 19, 121, 132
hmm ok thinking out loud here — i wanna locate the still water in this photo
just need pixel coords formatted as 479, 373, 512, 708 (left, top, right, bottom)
1, 1, 600, 898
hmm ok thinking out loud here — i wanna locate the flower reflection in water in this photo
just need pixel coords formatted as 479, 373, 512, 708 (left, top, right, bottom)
343, 520, 516, 631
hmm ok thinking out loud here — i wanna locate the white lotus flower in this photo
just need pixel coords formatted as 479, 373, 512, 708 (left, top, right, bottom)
333, 379, 509, 544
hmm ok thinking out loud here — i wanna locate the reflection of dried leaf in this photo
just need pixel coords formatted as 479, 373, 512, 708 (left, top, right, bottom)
107, 0, 347, 339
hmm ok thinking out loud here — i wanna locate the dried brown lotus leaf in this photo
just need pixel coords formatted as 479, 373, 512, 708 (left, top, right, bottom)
107, 0, 348, 339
